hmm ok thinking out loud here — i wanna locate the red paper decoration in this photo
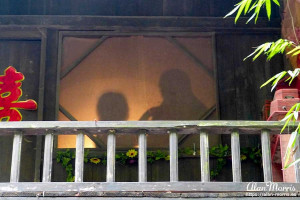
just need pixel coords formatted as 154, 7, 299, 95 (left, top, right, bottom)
0, 66, 37, 121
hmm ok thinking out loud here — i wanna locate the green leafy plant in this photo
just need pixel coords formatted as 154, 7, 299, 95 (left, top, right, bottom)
225, 0, 280, 23
56, 145, 262, 181
56, 149, 75, 182
241, 146, 262, 164
210, 144, 230, 178
226, 0, 300, 169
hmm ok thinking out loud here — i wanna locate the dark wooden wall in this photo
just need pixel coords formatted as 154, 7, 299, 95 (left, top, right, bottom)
216, 33, 284, 146
0, 0, 280, 17
0, 0, 283, 182
0, 40, 41, 182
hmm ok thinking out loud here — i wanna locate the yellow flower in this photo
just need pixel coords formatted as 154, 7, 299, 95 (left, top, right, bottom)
90, 158, 101, 164
241, 155, 247, 161
126, 149, 137, 158
165, 155, 170, 161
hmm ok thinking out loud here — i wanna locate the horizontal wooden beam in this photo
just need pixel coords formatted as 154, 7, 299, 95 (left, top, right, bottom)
0, 16, 281, 32
1, 197, 297, 200
0, 30, 41, 39
0, 120, 296, 136
0, 182, 298, 196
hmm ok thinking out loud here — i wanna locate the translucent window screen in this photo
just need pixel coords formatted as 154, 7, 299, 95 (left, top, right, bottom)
58, 36, 218, 148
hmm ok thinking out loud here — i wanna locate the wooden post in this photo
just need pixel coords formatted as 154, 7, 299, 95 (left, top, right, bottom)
75, 133, 85, 182
42, 133, 54, 182
200, 131, 210, 182
10, 133, 23, 182
231, 130, 242, 182
138, 131, 147, 182
261, 129, 273, 182
107, 130, 116, 182
169, 131, 178, 182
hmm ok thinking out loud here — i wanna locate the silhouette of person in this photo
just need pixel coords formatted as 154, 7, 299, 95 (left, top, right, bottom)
97, 92, 129, 121
140, 69, 206, 120
97, 92, 137, 152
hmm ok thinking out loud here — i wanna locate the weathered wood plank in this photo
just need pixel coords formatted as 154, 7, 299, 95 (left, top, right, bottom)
200, 131, 210, 182
43, 29, 59, 121
34, 29, 46, 182
137, 0, 163, 16
231, 131, 242, 182
261, 130, 273, 182
169, 131, 178, 182
37, 28, 46, 121
138, 132, 147, 182
0, 182, 299, 194
0, 121, 296, 136
33, 135, 42, 182
60, 31, 213, 37
0, 30, 41, 39
42, 133, 54, 182
2, 197, 299, 200
55, 31, 63, 120
74, 133, 85, 182
107, 131, 116, 182
0, 16, 281, 31
294, 135, 300, 183
10, 133, 23, 182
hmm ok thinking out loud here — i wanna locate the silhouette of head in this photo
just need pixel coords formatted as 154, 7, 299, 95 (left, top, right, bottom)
97, 92, 128, 121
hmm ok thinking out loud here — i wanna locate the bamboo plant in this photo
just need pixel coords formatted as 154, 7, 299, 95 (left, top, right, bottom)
225, 0, 300, 169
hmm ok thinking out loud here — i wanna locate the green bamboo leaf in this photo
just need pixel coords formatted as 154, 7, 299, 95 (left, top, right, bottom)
294, 111, 298, 121
284, 158, 300, 169
267, 40, 282, 60
253, 43, 271, 60
288, 69, 300, 85
271, 71, 287, 91
224, 3, 241, 18
287, 46, 300, 55
246, 12, 257, 24
296, 103, 300, 112
266, 0, 271, 19
292, 50, 300, 56
244, 0, 253, 14
244, 43, 266, 60
249, 1, 258, 11
283, 131, 298, 167
280, 114, 293, 133
282, 103, 299, 120
254, 0, 264, 23
279, 41, 291, 53
260, 74, 278, 88
272, 0, 280, 6
235, 0, 248, 23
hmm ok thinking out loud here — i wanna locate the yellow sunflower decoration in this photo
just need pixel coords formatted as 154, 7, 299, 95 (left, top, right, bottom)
126, 149, 138, 158
90, 158, 101, 164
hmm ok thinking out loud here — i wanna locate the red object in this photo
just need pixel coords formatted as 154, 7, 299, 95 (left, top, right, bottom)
275, 77, 300, 92
0, 66, 37, 121
270, 98, 300, 116
262, 100, 271, 120
270, 89, 300, 119
274, 88, 299, 99
268, 88, 300, 182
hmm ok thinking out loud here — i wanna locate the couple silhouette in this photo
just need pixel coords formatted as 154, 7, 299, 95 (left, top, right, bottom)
97, 69, 205, 121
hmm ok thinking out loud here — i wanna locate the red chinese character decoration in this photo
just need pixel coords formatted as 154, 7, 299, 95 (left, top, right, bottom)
0, 66, 37, 121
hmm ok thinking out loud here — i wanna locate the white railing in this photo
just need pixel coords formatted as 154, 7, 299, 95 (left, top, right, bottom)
0, 121, 300, 198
